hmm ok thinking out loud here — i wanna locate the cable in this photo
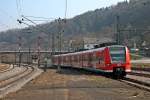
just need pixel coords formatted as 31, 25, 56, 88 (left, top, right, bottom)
17, 19, 31, 26
23, 19, 52, 22
19, 16, 51, 34
19, 0, 23, 14
0, 8, 16, 20
16, 0, 18, 11
0, 23, 9, 28
16, 0, 23, 17
0, 20, 10, 28
16, 0, 21, 16
65, 0, 68, 19
23, 15, 56, 20
22, 15, 37, 25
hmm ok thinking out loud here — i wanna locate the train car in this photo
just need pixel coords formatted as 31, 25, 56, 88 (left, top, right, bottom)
52, 45, 131, 78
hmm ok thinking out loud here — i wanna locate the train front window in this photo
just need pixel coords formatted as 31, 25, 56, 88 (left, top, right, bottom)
109, 46, 126, 63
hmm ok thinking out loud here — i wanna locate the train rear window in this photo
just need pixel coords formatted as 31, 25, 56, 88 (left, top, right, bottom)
109, 46, 126, 63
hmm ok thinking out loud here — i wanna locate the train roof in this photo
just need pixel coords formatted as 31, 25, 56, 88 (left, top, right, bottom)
94, 42, 117, 48
53, 45, 126, 57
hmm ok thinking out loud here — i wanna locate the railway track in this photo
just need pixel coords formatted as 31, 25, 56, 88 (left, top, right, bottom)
129, 70, 150, 78
120, 72, 150, 92
0, 65, 42, 98
0, 64, 14, 73
0, 66, 33, 88
0, 66, 26, 80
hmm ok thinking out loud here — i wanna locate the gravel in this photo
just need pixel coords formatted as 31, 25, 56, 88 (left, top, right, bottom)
3, 67, 150, 100
0, 64, 9, 72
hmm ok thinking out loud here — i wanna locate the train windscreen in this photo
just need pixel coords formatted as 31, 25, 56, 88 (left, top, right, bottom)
109, 46, 126, 63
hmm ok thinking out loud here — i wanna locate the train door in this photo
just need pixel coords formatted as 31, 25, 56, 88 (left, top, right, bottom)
79, 53, 83, 68
91, 52, 97, 69
70, 55, 72, 67
66, 55, 70, 66
76, 54, 80, 68
95, 51, 105, 69
88, 53, 93, 68
82, 53, 88, 67
73, 54, 77, 67
63, 56, 66, 66
82, 53, 85, 67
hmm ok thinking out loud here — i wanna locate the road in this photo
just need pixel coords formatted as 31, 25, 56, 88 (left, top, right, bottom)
3, 68, 150, 100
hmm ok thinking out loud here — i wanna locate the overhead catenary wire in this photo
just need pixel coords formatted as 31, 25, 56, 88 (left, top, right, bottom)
16, 0, 20, 16
19, 0, 23, 12
21, 15, 56, 23
0, 22, 10, 28
0, 8, 23, 29
56, 0, 68, 71
21, 15, 37, 25
65, 0, 68, 19
23, 19, 53, 22
23, 15, 56, 20
16, 0, 22, 17
16, 0, 25, 29
19, 15, 51, 34
17, 19, 31, 26
17, 0, 68, 32
0, 8, 16, 21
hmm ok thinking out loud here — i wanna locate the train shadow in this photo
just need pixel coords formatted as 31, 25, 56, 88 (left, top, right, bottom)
42, 66, 113, 79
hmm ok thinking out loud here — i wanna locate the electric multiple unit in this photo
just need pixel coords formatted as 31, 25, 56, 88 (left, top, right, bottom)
52, 45, 131, 78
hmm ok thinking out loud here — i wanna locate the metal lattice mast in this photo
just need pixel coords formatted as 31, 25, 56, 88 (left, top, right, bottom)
37, 36, 41, 67
18, 36, 22, 67
116, 15, 120, 45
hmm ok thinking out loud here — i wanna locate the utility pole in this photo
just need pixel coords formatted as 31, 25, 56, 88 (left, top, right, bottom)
14, 49, 17, 66
82, 38, 84, 50
37, 36, 41, 68
28, 45, 31, 65
18, 36, 22, 67
57, 18, 66, 72
57, 18, 62, 72
17, 19, 23, 67
51, 32, 55, 55
116, 15, 120, 45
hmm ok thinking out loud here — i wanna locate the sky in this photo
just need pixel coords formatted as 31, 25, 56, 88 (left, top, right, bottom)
0, 0, 127, 32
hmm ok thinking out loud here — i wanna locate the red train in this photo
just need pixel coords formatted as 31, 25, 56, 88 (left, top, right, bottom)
52, 45, 131, 78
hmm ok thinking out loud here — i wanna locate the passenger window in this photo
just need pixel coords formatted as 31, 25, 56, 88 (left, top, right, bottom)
98, 57, 103, 64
